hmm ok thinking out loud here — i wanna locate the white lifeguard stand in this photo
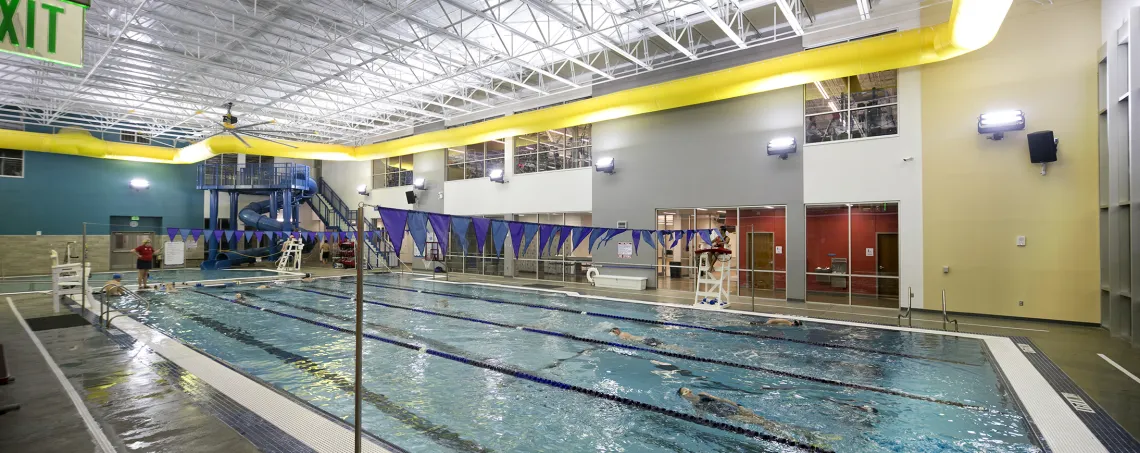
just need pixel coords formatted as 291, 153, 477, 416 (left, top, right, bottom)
276, 237, 304, 271
51, 263, 91, 313
694, 248, 732, 309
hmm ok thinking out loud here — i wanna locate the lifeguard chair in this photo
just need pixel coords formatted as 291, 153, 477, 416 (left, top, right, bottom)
694, 247, 732, 309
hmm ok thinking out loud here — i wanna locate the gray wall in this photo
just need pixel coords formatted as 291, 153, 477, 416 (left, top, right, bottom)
590, 86, 807, 301
413, 149, 446, 213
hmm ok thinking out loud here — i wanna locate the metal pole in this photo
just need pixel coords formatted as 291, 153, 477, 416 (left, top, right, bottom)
81, 222, 87, 317
749, 224, 755, 312
354, 207, 364, 453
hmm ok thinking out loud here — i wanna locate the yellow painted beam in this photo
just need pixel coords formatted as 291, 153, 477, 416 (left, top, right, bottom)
0, 0, 1010, 164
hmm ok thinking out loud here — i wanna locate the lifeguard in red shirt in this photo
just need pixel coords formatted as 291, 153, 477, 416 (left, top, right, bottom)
134, 239, 155, 289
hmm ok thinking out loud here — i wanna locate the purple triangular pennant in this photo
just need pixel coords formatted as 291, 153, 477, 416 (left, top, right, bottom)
537, 225, 556, 257
213, 230, 224, 243
190, 229, 203, 241
378, 208, 409, 257
427, 213, 451, 255
166, 228, 178, 241
472, 218, 491, 253
255, 231, 264, 244
631, 230, 641, 256
556, 226, 572, 253
508, 221, 526, 258
179, 228, 191, 241
244, 231, 253, 242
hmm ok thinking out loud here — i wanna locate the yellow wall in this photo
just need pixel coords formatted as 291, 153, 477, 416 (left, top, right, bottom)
921, 0, 1100, 322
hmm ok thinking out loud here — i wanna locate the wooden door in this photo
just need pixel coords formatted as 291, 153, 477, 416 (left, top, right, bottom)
876, 233, 900, 298
749, 232, 775, 289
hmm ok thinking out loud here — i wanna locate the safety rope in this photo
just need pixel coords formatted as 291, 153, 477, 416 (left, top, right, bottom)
357, 280, 979, 367
285, 286, 985, 410
189, 290, 830, 452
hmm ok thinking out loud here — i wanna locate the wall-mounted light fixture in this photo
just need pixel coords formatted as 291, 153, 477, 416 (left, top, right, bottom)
594, 156, 615, 174
129, 178, 150, 190
357, 184, 369, 196
766, 137, 797, 160
489, 168, 506, 183
413, 177, 427, 190
978, 110, 1025, 140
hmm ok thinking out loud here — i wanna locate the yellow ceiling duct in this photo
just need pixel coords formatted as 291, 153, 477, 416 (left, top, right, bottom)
3, 0, 1011, 164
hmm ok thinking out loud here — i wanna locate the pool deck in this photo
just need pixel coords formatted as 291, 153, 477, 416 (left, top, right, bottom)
3, 264, 1138, 452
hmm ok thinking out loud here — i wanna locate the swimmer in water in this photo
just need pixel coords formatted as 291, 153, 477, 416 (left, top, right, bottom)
235, 293, 245, 301
300, 277, 315, 283
677, 387, 783, 429
609, 327, 665, 347
750, 318, 804, 327
164, 283, 177, 293
678, 387, 836, 447
256, 284, 271, 289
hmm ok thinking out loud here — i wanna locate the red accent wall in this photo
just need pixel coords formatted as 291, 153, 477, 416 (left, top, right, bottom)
806, 206, 898, 295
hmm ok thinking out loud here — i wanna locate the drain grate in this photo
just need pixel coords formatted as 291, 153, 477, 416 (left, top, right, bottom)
24, 314, 91, 331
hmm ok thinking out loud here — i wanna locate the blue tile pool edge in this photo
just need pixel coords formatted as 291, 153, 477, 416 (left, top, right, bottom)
1008, 336, 1140, 453
60, 294, 410, 453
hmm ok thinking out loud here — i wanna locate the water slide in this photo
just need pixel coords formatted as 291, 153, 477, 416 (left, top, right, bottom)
202, 176, 318, 269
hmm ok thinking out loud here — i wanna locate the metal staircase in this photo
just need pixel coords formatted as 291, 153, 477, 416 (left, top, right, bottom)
307, 178, 396, 270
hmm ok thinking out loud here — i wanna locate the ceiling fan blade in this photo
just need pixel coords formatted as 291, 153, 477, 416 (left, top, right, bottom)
238, 129, 310, 136
234, 120, 275, 130
196, 130, 228, 141
228, 130, 252, 148
244, 133, 299, 149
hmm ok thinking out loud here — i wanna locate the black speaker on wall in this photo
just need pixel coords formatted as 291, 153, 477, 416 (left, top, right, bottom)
1027, 130, 1058, 163
405, 190, 417, 204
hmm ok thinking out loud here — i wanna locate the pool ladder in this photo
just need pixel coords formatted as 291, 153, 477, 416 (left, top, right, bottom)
941, 290, 959, 332
897, 287, 913, 327
99, 284, 151, 329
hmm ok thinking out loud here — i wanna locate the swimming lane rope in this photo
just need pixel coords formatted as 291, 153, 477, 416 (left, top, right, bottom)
284, 286, 986, 410
356, 280, 978, 367
189, 290, 831, 452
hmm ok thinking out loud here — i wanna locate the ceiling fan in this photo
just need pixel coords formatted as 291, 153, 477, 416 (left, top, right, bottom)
197, 102, 306, 148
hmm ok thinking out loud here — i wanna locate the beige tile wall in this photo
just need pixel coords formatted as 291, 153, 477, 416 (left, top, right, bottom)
0, 235, 208, 276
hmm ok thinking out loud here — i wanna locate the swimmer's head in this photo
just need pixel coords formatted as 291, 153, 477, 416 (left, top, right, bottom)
677, 387, 693, 397
793, 320, 804, 327
609, 327, 621, 335
112, 274, 122, 281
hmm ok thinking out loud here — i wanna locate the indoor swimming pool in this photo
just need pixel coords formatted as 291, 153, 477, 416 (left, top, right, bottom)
120, 274, 1042, 452
0, 268, 286, 294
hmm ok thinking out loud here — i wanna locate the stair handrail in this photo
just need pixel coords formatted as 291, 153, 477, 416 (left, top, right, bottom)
313, 178, 396, 269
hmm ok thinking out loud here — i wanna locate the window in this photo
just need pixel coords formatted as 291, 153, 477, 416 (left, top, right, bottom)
805, 70, 898, 143
515, 125, 591, 174
446, 140, 505, 181
806, 202, 899, 308
120, 130, 151, 144
245, 155, 274, 165
205, 154, 238, 165
372, 156, 413, 188
0, 149, 23, 178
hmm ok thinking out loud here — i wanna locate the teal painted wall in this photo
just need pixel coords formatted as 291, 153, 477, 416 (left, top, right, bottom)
0, 151, 203, 235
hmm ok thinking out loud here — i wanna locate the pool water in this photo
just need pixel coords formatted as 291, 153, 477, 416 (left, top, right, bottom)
0, 268, 284, 293
127, 274, 1041, 452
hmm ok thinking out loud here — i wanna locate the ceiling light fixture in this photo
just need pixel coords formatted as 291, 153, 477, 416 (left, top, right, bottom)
489, 168, 506, 183
357, 184, 369, 195
413, 178, 427, 190
129, 178, 150, 190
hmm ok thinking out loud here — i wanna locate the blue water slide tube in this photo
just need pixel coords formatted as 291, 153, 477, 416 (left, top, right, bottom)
203, 176, 318, 269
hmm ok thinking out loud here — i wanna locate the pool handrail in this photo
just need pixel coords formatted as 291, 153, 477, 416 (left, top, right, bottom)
99, 283, 151, 328
941, 289, 959, 332
898, 286, 913, 327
